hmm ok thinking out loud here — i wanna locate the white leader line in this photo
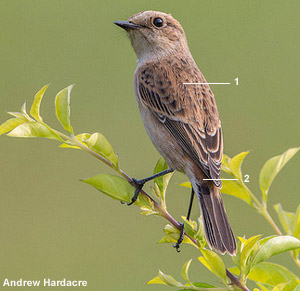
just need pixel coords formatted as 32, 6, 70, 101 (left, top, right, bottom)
203, 178, 238, 181
183, 82, 231, 85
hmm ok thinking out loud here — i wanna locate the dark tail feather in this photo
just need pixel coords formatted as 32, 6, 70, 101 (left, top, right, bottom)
196, 183, 236, 255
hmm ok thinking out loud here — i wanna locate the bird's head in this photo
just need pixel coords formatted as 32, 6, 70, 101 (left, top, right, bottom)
114, 11, 189, 62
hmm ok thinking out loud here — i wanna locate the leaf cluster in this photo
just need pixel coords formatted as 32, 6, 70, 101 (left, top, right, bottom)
1, 85, 300, 291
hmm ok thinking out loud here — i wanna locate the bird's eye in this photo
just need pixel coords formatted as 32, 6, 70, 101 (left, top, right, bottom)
153, 17, 163, 27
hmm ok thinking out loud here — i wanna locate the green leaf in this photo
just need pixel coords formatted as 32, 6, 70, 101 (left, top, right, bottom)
179, 181, 192, 188
259, 147, 300, 201
83, 132, 119, 168
60, 132, 119, 168
230, 264, 299, 290
81, 174, 150, 207
55, 85, 74, 134
147, 275, 167, 285
60, 133, 89, 149
198, 249, 227, 285
163, 224, 178, 234
159, 232, 195, 246
158, 224, 196, 247
247, 262, 299, 286
21, 101, 33, 121
59, 143, 81, 150
7, 122, 61, 140
256, 283, 274, 291
181, 259, 192, 282
81, 174, 133, 202
157, 270, 184, 287
182, 216, 198, 232
293, 205, 300, 259
30, 84, 50, 121
231, 238, 242, 269
7, 112, 29, 121
238, 236, 248, 245
229, 151, 249, 180
227, 266, 240, 276
294, 205, 300, 239
180, 217, 196, 241
272, 280, 300, 291
272, 283, 287, 291
180, 216, 206, 247
139, 205, 158, 216
221, 180, 252, 205
153, 157, 173, 205
194, 217, 206, 246
221, 154, 231, 174
21, 101, 27, 114
240, 235, 261, 277
148, 274, 223, 291
154, 157, 168, 191
0, 118, 26, 136
273, 204, 295, 235
188, 282, 216, 288
158, 233, 177, 244
76, 132, 90, 141
252, 236, 300, 266
179, 287, 226, 291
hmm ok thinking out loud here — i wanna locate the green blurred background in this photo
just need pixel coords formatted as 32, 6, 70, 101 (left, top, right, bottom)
0, 0, 299, 290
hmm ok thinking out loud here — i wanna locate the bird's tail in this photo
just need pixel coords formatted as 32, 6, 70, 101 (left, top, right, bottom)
195, 182, 236, 255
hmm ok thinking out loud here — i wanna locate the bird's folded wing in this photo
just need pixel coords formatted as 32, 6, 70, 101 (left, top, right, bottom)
136, 61, 223, 187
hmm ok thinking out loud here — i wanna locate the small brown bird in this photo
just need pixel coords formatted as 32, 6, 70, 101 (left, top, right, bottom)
114, 11, 236, 255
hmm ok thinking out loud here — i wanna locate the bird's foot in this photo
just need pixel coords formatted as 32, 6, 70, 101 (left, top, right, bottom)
127, 178, 145, 206
173, 222, 185, 252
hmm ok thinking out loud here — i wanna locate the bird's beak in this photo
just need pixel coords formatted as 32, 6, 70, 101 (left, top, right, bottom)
114, 20, 141, 30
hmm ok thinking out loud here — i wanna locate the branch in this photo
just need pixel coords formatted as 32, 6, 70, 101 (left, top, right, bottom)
226, 270, 250, 291
44, 130, 249, 289
69, 137, 199, 245
242, 183, 300, 270
77, 142, 248, 290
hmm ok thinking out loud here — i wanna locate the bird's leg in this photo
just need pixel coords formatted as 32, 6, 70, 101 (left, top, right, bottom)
186, 188, 195, 221
127, 168, 174, 206
173, 188, 195, 252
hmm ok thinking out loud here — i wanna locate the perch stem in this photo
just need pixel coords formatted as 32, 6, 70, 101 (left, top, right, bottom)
67, 133, 250, 289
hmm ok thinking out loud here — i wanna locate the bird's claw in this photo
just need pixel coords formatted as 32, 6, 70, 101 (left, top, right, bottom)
127, 178, 144, 206
173, 222, 185, 252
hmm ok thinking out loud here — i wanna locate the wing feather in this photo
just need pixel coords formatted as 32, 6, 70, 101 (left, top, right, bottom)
136, 58, 223, 187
